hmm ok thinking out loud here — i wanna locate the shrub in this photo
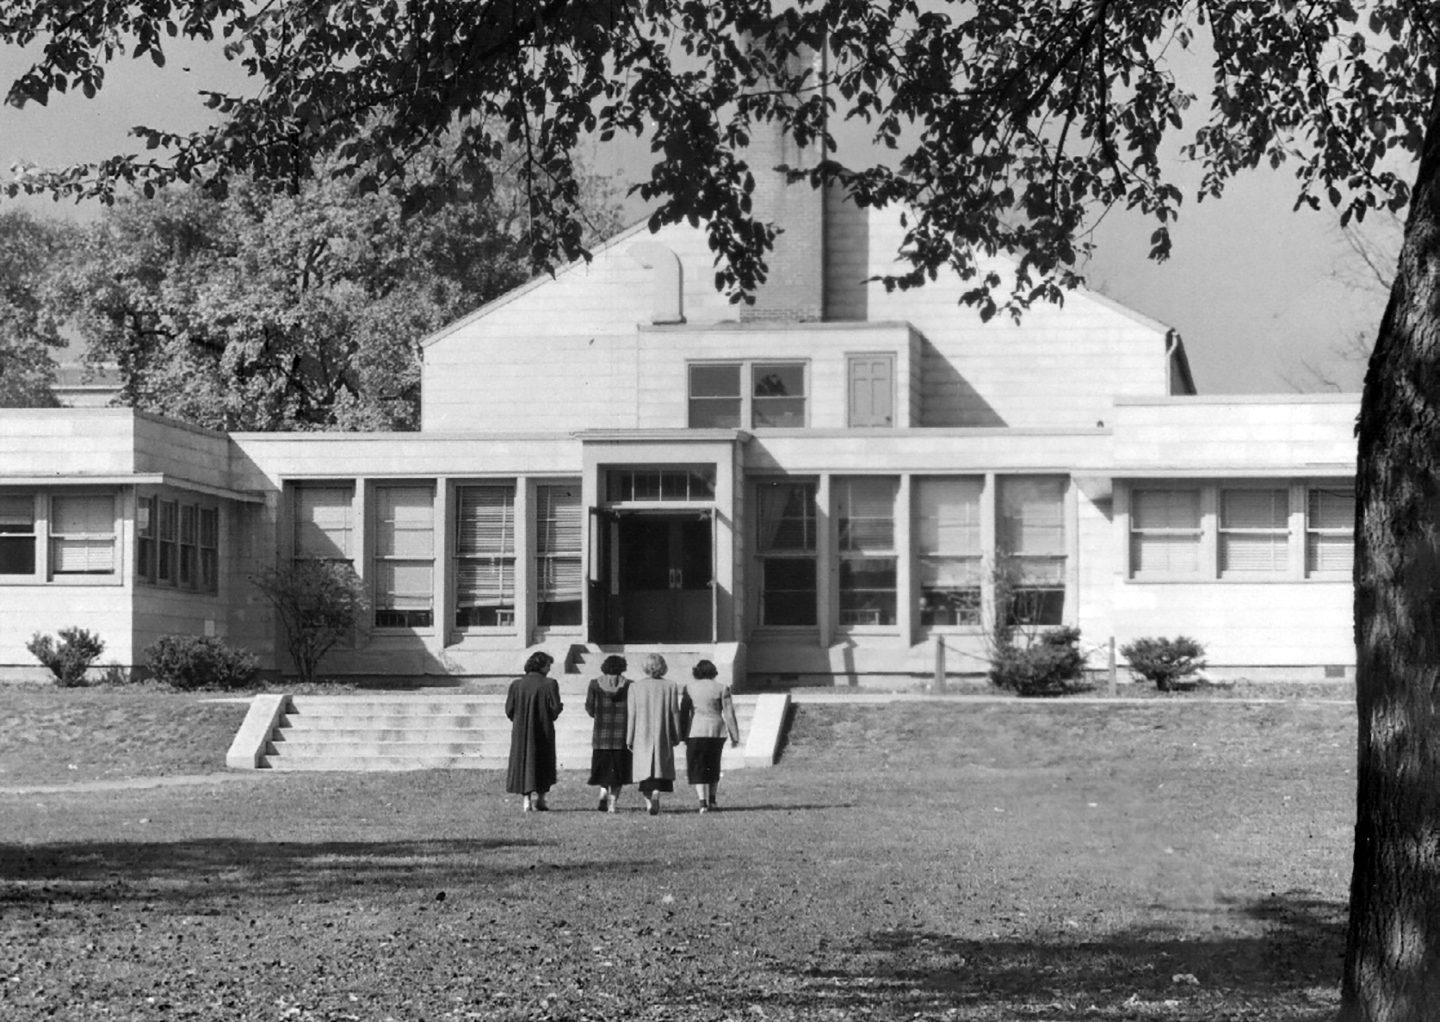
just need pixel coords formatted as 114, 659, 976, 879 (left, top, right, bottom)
1121, 636, 1208, 691
251, 560, 369, 685
990, 626, 1086, 697
143, 635, 261, 691
26, 627, 105, 687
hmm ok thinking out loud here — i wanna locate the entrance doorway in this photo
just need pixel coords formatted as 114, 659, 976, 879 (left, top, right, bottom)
594, 512, 714, 643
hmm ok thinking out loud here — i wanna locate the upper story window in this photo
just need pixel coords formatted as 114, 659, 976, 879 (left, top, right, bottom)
687, 361, 807, 428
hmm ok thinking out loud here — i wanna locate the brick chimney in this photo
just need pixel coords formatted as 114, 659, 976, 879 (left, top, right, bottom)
740, 41, 827, 323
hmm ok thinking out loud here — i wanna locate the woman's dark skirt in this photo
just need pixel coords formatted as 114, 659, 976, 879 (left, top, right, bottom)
685, 737, 727, 785
637, 778, 674, 795
588, 748, 633, 788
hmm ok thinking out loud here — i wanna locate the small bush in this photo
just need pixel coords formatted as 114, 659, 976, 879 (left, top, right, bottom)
143, 635, 261, 691
251, 560, 369, 685
1121, 636, 1208, 691
26, 627, 106, 687
990, 626, 1086, 697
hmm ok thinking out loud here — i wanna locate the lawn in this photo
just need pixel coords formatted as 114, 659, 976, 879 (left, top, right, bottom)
0, 691, 1354, 1021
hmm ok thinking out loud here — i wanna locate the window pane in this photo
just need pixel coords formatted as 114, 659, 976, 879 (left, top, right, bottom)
1222, 534, 1288, 573
762, 557, 817, 626
689, 397, 742, 428
0, 536, 35, 575
757, 482, 816, 552
1132, 489, 1200, 530
0, 494, 32, 533
51, 495, 115, 575
838, 557, 897, 626
457, 485, 514, 556
837, 477, 897, 552
295, 485, 353, 559
916, 478, 982, 555
1222, 489, 1288, 529
690, 364, 740, 397
1309, 487, 1355, 529
752, 397, 805, 428
1132, 533, 1201, 574
753, 364, 804, 398
378, 487, 434, 557
1000, 476, 1065, 555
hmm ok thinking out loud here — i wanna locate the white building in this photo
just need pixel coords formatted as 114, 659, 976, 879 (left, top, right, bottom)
0, 171, 1358, 686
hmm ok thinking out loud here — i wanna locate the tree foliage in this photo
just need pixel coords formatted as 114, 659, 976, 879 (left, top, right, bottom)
53, 156, 619, 430
0, 208, 74, 407
2, 2, 1430, 319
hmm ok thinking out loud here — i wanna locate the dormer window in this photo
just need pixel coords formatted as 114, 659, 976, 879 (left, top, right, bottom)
687, 361, 808, 428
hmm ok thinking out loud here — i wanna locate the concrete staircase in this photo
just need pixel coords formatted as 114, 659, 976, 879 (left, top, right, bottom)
227, 691, 789, 773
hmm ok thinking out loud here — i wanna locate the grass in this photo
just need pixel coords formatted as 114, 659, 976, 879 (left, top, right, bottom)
0, 690, 1354, 1021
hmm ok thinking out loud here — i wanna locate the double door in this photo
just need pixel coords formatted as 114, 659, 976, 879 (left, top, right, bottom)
592, 512, 714, 643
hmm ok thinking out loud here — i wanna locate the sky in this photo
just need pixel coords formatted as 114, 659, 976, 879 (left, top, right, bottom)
0, 33, 1397, 396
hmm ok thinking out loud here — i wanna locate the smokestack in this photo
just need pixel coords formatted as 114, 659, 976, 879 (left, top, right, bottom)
740, 38, 826, 323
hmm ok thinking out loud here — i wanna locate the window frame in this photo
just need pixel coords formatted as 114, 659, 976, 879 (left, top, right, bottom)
998, 475, 1068, 627
138, 493, 220, 594
914, 476, 984, 630
453, 482, 517, 632
1128, 488, 1204, 580
535, 482, 583, 632
373, 483, 436, 631
754, 479, 820, 629
686, 359, 810, 429
0, 491, 122, 587
835, 476, 899, 629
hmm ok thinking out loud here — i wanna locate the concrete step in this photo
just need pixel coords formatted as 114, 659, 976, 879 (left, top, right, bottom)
228, 691, 782, 772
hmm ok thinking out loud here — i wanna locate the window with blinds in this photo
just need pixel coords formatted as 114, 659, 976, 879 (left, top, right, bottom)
916, 477, 982, 626
294, 484, 353, 560
1220, 488, 1289, 575
999, 476, 1066, 625
375, 485, 434, 628
535, 484, 582, 628
0, 493, 36, 576
455, 484, 514, 628
837, 477, 898, 626
50, 495, 116, 575
1307, 487, 1355, 575
1130, 489, 1202, 576
157, 499, 178, 583
756, 480, 818, 626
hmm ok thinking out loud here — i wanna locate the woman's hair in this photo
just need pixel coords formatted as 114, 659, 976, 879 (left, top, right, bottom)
524, 651, 554, 675
600, 654, 628, 676
641, 653, 668, 678
691, 659, 718, 680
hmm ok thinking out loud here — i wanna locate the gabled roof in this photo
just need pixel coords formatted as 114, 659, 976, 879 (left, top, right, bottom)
420, 218, 655, 349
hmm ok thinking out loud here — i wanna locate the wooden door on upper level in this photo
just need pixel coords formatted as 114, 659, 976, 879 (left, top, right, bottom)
848, 354, 895, 427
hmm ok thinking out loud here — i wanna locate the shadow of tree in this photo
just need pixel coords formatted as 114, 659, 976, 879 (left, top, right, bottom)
767, 891, 1344, 1019
0, 837, 663, 905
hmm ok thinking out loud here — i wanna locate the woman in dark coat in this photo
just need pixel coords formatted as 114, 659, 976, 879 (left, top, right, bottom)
681, 659, 741, 812
505, 651, 562, 812
585, 654, 632, 813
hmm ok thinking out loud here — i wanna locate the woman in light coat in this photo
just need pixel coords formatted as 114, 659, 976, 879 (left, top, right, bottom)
626, 653, 684, 815
681, 659, 741, 812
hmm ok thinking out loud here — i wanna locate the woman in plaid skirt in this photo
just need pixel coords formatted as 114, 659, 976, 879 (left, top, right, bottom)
585, 654, 633, 813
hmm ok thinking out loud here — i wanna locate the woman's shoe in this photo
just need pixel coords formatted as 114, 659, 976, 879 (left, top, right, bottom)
597, 795, 609, 812
534, 798, 550, 812
647, 797, 660, 816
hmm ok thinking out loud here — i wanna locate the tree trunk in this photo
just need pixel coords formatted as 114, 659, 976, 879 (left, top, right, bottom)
1340, 84, 1440, 1021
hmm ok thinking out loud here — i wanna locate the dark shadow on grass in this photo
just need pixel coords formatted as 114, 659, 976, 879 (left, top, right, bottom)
766, 891, 1343, 1018
0, 838, 665, 905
